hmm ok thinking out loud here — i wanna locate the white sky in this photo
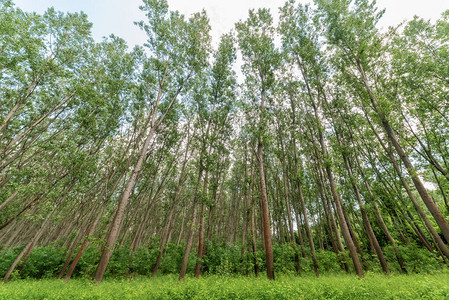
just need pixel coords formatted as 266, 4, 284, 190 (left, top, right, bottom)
13, 0, 449, 48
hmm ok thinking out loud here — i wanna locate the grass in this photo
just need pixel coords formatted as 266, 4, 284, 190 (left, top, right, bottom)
1, 273, 449, 299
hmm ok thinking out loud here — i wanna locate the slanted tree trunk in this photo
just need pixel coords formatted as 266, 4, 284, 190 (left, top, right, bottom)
152, 130, 191, 276
352, 151, 407, 273
194, 201, 206, 278
152, 204, 176, 277
249, 162, 259, 277
315, 165, 350, 273
333, 127, 390, 274
0, 191, 18, 211
58, 204, 97, 279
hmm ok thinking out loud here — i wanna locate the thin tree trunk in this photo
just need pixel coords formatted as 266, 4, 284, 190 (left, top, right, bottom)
249, 162, 259, 277
177, 207, 186, 247
152, 131, 191, 276
351, 151, 407, 273
179, 164, 204, 281
289, 106, 320, 276
277, 127, 301, 274
58, 204, 97, 279
257, 137, 274, 280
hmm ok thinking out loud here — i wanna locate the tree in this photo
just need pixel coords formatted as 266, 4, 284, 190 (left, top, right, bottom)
236, 8, 280, 280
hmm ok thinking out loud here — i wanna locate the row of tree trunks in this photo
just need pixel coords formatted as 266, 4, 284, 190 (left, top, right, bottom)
361, 108, 449, 259
289, 96, 320, 277
3, 202, 59, 283
152, 130, 191, 277
357, 63, 449, 244
306, 91, 364, 277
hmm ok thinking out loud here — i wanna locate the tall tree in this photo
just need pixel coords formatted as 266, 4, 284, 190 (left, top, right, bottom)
236, 8, 280, 280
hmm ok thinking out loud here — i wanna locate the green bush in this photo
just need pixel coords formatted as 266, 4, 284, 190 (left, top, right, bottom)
383, 243, 443, 273
20, 247, 65, 279
1, 241, 447, 280
157, 243, 185, 274
316, 250, 342, 273
0, 246, 25, 280
106, 247, 132, 277
399, 244, 442, 273
202, 240, 241, 275
273, 243, 296, 274
72, 246, 101, 278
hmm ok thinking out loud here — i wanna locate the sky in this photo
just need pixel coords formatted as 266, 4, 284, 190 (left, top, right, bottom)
12, 0, 449, 49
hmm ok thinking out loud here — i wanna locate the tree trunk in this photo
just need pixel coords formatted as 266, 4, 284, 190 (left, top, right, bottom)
278, 128, 301, 274
351, 151, 407, 273
249, 164, 259, 277
179, 165, 204, 281
0, 191, 18, 211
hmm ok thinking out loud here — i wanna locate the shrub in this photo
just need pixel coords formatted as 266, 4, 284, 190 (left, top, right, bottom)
316, 250, 342, 273
20, 247, 65, 279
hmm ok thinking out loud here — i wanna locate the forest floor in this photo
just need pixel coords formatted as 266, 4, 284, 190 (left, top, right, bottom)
1, 273, 448, 299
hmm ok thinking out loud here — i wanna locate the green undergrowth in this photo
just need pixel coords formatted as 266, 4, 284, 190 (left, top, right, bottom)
1, 242, 445, 280
1, 273, 449, 299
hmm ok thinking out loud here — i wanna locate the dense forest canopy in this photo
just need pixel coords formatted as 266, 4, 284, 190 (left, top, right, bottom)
1, 0, 449, 283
